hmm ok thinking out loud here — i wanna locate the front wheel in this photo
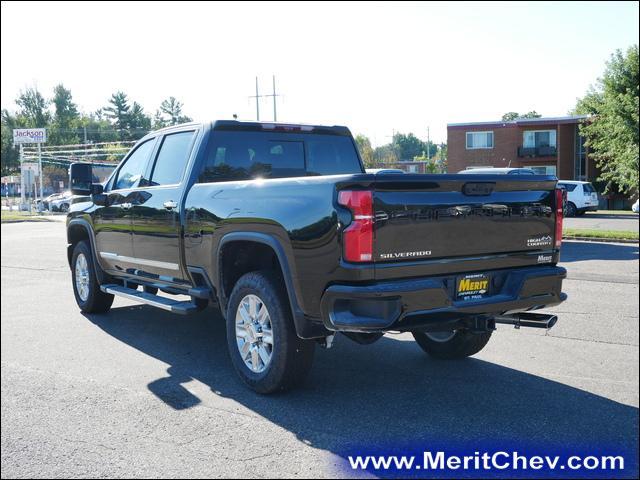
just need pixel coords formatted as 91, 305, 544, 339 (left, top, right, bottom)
412, 329, 492, 359
226, 270, 315, 394
71, 241, 114, 313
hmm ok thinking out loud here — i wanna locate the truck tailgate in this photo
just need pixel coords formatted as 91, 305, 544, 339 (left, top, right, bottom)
373, 174, 559, 272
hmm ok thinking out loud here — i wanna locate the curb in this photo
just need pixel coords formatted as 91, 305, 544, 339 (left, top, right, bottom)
1, 218, 53, 224
563, 236, 639, 244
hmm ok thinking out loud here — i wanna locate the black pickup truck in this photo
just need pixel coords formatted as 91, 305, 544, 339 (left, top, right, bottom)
67, 120, 567, 393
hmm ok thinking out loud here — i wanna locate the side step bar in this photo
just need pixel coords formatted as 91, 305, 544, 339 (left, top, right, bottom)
494, 312, 558, 330
100, 284, 199, 315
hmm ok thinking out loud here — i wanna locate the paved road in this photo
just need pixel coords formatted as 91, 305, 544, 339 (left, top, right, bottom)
1, 222, 638, 478
564, 212, 639, 232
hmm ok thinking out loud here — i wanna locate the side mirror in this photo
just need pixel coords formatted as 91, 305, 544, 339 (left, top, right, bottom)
91, 183, 108, 206
69, 163, 92, 195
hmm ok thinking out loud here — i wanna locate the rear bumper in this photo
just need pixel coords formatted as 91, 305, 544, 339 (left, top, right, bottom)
320, 265, 567, 332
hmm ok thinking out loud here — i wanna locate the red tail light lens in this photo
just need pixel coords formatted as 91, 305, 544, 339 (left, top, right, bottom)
338, 190, 374, 262
555, 188, 564, 248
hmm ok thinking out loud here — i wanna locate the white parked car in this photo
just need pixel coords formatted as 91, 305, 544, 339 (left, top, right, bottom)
557, 181, 599, 217
49, 190, 73, 212
632, 199, 639, 213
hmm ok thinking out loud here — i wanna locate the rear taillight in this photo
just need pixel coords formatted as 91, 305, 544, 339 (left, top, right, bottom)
555, 188, 564, 248
338, 190, 373, 262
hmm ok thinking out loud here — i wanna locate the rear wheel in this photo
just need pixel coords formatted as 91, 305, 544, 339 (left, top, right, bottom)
412, 329, 492, 359
71, 241, 114, 313
226, 270, 315, 394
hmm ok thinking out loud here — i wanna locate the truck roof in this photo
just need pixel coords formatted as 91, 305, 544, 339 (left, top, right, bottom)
212, 120, 352, 136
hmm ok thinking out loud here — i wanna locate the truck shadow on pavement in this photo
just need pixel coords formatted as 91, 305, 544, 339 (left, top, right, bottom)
560, 241, 639, 262
85, 306, 639, 477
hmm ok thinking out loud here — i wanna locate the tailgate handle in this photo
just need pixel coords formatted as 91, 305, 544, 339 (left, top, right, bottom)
463, 182, 495, 196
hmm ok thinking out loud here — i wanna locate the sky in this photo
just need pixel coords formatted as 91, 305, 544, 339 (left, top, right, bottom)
1, 1, 638, 145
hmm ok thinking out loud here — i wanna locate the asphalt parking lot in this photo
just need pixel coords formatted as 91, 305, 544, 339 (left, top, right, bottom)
564, 212, 639, 232
1, 221, 638, 478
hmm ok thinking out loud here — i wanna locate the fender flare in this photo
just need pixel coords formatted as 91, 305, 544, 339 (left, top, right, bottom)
216, 231, 327, 339
67, 218, 108, 284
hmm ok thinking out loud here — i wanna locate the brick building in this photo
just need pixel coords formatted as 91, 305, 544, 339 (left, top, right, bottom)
447, 115, 596, 181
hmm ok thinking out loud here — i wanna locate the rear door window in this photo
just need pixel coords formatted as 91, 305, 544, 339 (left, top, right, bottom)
583, 183, 596, 193
149, 131, 195, 186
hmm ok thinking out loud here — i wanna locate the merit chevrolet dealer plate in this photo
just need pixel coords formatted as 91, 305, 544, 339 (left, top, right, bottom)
456, 273, 490, 300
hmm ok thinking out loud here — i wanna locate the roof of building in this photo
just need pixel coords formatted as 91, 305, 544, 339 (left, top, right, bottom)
448, 115, 589, 129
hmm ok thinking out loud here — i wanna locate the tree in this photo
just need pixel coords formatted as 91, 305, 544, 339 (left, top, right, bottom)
103, 92, 151, 140
74, 112, 119, 144
434, 142, 448, 171
502, 110, 542, 121
354, 134, 375, 167
103, 91, 131, 140
391, 132, 437, 160
502, 111, 520, 121
15, 87, 50, 127
154, 97, 192, 128
412, 151, 440, 173
1, 109, 20, 175
50, 84, 80, 144
575, 45, 639, 193
522, 110, 542, 119
373, 144, 400, 164
128, 102, 151, 137
393, 132, 424, 160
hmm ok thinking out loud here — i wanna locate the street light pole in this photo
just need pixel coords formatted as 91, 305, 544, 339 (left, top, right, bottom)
37, 142, 43, 212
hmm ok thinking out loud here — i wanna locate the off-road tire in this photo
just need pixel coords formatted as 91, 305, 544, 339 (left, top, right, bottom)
71, 241, 114, 313
226, 270, 315, 394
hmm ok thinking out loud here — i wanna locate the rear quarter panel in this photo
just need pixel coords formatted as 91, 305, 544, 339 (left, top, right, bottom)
183, 174, 370, 316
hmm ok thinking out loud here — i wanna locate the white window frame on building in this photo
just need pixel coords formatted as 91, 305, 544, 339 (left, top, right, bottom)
466, 131, 494, 149
523, 130, 557, 148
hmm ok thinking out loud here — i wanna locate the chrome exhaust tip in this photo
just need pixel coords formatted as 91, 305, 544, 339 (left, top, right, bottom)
494, 312, 558, 330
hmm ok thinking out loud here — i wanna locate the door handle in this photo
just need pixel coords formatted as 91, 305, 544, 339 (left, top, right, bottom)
163, 200, 178, 210
122, 202, 132, 210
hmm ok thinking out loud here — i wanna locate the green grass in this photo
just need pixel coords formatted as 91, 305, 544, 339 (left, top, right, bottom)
1, 210, 52, 223
563, 228, 638, 241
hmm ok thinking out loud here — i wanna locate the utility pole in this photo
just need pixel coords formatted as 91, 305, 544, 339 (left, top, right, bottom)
248, 76, 264, 121
37, 142, 43, 211
264, 75, 281, 121
386, 128, 396, 144
272, 75, 277, 121
426, 126, 430, 162
19, 143, 25, 208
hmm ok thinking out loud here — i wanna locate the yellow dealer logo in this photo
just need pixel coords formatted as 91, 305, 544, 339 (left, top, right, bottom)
457, 274, 490, 297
